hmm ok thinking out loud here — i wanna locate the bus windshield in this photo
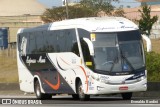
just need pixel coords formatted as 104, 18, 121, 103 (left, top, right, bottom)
92, 30, 145, 74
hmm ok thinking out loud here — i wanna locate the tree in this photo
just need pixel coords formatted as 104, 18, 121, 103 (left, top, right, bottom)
41, 0, 125, 23
137, 4, 158, 36
80, 0, 116, 15
113, 7, 125, 17
68, 5, 95, 18
41, 5, 95, 23
41, 7, 66, 23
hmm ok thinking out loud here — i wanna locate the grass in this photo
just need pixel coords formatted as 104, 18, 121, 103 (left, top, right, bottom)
0, 15, 44, 82
0, 39, 160, 83
151, 39, 160, 54
0, 49, 18, 83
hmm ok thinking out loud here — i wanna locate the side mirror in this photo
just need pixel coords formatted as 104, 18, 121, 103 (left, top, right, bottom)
142, 34, 152, 52
83, 38, 94, 56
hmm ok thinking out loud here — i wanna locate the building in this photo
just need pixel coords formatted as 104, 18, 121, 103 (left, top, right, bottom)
124, 1, 160, 38
136, 0, 160, 6
0, 0, 46, 16
0, 0, 46, 45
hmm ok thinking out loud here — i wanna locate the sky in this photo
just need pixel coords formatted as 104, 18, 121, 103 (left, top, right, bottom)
37, 0, 62, 7
37, 0, 141, 8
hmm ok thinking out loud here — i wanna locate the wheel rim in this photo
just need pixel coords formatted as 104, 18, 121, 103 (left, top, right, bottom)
36, 82, 41, 97
79, 84, 84, 98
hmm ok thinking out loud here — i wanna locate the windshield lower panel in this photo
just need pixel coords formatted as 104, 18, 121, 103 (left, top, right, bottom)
92, 30, 145, 75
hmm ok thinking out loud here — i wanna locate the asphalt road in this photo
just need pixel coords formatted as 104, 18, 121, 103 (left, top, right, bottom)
0, 95, 159, 107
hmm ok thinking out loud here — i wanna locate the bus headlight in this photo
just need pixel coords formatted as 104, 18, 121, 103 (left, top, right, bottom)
141, 76, 146, 80
137, 76, 146, 81
100, 79, 109, 84
91, 73, 99, 81
143, 83, 147, 88
97, 86, 104, 91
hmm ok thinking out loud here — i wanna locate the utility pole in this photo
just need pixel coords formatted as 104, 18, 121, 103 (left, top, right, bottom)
65, 0, 69, 19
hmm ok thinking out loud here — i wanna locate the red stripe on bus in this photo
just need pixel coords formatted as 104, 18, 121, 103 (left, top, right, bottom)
36, 72, 60, 90
60, 57, 70, 65
43, 73, 60, 90
79, 66, 88, 92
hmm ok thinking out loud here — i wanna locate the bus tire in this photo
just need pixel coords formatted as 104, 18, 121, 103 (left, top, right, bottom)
72, 94, 79, 100
77, 81, 90, 101
34, 80, 52, 100
121, 92, 132, 100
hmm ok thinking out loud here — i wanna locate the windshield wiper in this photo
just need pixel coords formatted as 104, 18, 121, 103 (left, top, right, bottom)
109, 56, 118, 72
120, 50, 135, 72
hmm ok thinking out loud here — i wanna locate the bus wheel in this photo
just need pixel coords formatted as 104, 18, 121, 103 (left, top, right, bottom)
72, 94, 79, 100
77, 81, 90, 101
121, 92, 132, 100
34, 80, 52, 100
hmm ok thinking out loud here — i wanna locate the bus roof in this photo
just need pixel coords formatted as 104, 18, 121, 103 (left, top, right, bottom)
50, 17, 138, 32
18, 17, 139, 34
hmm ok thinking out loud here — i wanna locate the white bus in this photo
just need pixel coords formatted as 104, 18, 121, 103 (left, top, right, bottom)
17, 17, 147, 100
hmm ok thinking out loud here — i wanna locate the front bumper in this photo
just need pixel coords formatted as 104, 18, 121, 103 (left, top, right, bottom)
87, 78, 147, 95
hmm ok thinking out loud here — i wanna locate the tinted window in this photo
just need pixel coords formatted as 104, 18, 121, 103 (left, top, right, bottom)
57, 30, 66, 52
65, 29, 77, 52
44, 31, 55, 52
78, 29, 94, 68
71, 42, 79, 56
53, 29, 78, 53
93, 33, 117, 47
80, 38, 94, 69
0, 32, 2, 46
118, 30, 141, 41
36, 32, 45, 53
28, 33, 36, 54
0, 39, 2, 46
19, 29, 79, 55
78, 29, 90, 39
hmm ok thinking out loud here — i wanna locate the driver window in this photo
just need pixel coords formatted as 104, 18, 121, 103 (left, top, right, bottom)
80, 39, 94, 69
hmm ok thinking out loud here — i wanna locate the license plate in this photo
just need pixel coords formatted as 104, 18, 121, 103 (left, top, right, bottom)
119, 86, 128, 90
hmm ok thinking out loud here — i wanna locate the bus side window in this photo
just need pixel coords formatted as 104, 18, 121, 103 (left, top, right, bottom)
63, 29, 79, 56
71, 42, 80, 56
36, 32, 44, 53
80, 39, 94, 69
45, 31, 55, 53
29, 33, 37, 54
65, 30, 72, 52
